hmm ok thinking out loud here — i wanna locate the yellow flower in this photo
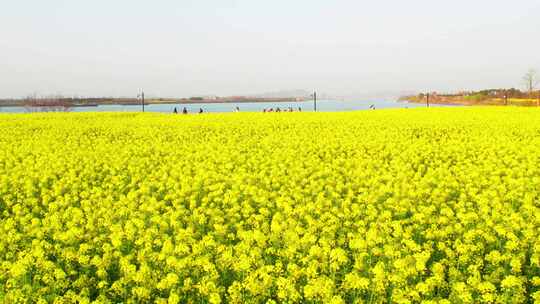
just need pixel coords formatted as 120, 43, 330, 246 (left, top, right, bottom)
2, 108, 540, 302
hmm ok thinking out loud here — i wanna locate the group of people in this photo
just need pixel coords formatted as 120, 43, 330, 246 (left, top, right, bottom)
172, 105, 304, 114
173, 107, 204, 114
263, 107, 301, 113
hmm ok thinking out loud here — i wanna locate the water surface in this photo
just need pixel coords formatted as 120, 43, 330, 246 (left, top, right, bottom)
0, 99, 448, 113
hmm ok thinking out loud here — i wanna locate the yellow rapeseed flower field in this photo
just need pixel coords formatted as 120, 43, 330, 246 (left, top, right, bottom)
1, 107, 540, 303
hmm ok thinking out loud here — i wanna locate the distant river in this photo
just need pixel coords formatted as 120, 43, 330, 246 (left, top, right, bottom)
0, 99, 452, 114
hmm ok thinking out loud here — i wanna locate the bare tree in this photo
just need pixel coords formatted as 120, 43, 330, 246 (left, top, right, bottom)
523, 69, 539, 97
23, 94, 72, 112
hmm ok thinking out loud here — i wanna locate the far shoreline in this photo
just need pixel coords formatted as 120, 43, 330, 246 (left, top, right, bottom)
0, 98, 312, 107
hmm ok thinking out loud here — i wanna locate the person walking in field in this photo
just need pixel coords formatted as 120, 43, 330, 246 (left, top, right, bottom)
182, 107, 188, 114
199, 108, 203, 114
173, 107, 178, 114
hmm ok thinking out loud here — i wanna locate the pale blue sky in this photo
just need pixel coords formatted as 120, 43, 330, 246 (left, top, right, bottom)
1, 0, 539, 98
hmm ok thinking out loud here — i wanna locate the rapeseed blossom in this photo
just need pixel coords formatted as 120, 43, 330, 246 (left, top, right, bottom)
0, 108, 540, 302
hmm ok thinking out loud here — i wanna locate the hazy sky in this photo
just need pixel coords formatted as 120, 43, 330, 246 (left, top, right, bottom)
1, 0, 539, 98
